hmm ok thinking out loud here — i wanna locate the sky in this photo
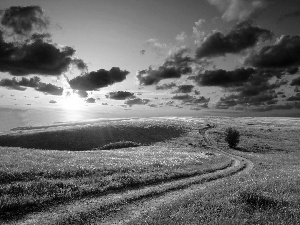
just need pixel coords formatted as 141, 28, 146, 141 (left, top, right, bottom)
0, 0, 300, 130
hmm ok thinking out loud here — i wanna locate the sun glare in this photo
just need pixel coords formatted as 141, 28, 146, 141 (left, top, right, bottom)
62, 91, 83, 111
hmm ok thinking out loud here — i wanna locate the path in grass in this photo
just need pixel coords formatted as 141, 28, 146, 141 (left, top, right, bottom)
11, 124, 254, 225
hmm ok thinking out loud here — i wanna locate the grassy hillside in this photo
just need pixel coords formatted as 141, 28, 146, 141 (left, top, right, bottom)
0, 119, 187, 150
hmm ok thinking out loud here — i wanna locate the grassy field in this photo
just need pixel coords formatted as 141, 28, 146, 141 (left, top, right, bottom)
0, 118, 233, 223
127, 117, 300, 225
1, 117, 300, 224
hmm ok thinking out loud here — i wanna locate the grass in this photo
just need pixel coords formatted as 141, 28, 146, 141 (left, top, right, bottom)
2, 117, 300, 224
0, 119, 231, 222
0, 120, 187, 150
127, 117, 300, 225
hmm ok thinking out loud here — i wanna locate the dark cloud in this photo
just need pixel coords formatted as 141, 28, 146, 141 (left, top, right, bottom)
85, 97, 96, 103
106, 91, 135, 100
195, 21, 272, 58
0, 6, 88, 76
252, 103, 300, 112
148, 103, 158, 108
291, 76, 300, 86
124, 98, 150, 106
286, 93, 300, 101
278, 10, 300, 22
172, 94, 210, 105
69, 67, 129, 90
0, 38, 76, 75
36, 83, 63, 95
1, 6, 49, 36
49, 100, 57, 104
195, 68, 256, 87
245, 35, 300, 68
76, 90, 88, 98
0, 76, 42, 91
30, 32, 51, 41
137, 67, 181, 86
140, 50, 146, 55
216, 92, 278, 109
156, 82, 176, 90
295, 87, 300, 92
287, 67, 299, 75
173, 84, 194, 93
137, 47, 193, 85
172, 94, 192, 101
0, 78, 26, 91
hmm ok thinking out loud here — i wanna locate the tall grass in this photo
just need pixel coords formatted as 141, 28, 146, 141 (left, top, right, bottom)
0, 158, 232, 221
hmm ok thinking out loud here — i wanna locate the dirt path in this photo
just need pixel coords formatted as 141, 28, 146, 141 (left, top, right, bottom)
14, 125, 253, 225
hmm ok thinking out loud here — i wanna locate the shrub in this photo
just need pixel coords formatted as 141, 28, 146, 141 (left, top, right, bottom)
225, 127, 240, 148
98, 141, 140, 150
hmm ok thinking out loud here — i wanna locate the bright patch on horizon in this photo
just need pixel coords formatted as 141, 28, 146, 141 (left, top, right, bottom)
61, 90, 83, 111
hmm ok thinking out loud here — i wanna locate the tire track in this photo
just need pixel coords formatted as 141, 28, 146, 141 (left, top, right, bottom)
14, 125, 253, 225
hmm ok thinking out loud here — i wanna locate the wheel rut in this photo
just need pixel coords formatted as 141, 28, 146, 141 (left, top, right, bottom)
13, 125, 253, 225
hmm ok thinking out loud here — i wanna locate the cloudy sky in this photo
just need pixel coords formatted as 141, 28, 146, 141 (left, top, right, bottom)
1, 0, 300, 130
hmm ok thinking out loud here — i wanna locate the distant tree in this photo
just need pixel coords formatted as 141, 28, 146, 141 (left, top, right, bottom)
225, 127, 240, 148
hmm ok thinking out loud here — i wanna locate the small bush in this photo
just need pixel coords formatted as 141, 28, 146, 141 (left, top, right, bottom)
98, 141, 140, 150
225, 127, 240, 148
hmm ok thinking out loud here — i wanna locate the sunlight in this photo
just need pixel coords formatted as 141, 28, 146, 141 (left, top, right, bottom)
61, 91, 83, 111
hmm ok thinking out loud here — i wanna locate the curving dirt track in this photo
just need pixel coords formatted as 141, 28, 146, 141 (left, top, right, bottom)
13, 125, 253, 225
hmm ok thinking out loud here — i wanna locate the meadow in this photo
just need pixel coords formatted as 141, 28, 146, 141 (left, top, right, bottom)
0, 118, 233, 223
0, 117, 300, 224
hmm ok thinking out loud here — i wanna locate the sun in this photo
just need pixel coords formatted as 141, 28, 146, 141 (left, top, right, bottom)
61, 90, 83, 110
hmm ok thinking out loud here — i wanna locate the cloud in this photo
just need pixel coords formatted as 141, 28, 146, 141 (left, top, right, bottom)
173, 84, 194, 93
106, 91, 135, 100
76, 90, 88, 98
216, 90, 278, 109
198, 67, 289, 109
207, 0, 265, 21
172, 94, 210, 105
0, 34, 77, 75
176, 32, 187, 42
137, 67, 181, 86
137, 47, 193, 85
1, 6, 50, 37
195, 20, 272, 59
291, 76, 300, 86
193, 19, 206, 45
245, 35, 300, 69
252, 103, 300, 112
156, 82, 176, 90
287, 93, 300, 101
140, 49, 146, 55
36, 83, 63, 95
146, 38, 168, 57
278, 10, 300, 22
0, 78, 26, 91
85, 97, 96, 103
124, 98, 150, 107
287, 67, 299, 75
49, 100, 57, 104
0, 76, 41, 90
0, 6, 88, 76
69, 67, 129, 90
0, 76, 64, 95
194, 67, 256, 87
148, 103, 158, 108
